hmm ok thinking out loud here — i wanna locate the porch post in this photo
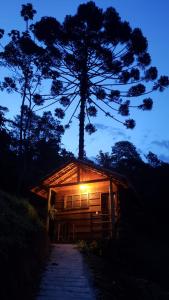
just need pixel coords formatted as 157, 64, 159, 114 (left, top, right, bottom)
109, 179, 115, 238
57, 223, 60, 241
47, 187, 51, 232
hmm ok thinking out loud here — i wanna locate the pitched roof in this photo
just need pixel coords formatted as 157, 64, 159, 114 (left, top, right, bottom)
31, 158, 129, 198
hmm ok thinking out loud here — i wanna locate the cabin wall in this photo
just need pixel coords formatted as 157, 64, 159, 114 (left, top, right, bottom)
54, 181, 110, 212
49, 181, 118, 241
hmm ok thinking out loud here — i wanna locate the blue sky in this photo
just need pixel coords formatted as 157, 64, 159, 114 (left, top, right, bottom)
0, 0, 169, 161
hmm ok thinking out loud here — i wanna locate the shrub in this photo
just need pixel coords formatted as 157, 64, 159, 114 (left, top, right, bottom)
0, 190, 49, 300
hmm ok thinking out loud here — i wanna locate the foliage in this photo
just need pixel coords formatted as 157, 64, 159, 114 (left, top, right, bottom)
0, 7, 64, 161
32, 1, 169, 158
77, 239, 102, 255
96, 150, 113, 168
145, 151, 162, 168
111, 141, 142, 163
0, 108, 73, 194
0, 5, 77, 191
84, 237, 169, 299
97, 141, 169, 239
0, 190, 49, 300
97, 140, 143, 172
77, 239, 122, 258
0, 1, 168, 161
10, 108, 63, 156
0, 105, 9, 127
0, 105, 70, 193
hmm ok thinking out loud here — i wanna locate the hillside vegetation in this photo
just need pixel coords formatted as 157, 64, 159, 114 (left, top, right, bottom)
0, 190, 49, 300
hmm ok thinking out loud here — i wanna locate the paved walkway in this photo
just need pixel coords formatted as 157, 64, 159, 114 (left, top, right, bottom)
36, 244, 96, 300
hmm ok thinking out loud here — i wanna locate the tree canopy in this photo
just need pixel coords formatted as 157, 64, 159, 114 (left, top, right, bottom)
0, 1, 168, 184
0, 2, 169, 160
30, 1, 169, 158
97, 140, 143, 169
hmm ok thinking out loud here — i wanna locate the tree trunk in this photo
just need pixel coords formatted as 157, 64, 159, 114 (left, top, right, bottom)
78, 67, 88, 160
18, 75, 28, 194
78, 95, 85, 159
19, 75, 28, 158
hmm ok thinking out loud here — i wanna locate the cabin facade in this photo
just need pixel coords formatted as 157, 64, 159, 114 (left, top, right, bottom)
31, 160, 128, 242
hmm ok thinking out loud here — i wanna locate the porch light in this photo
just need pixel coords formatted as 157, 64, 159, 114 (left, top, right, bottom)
80, 184, 88, 191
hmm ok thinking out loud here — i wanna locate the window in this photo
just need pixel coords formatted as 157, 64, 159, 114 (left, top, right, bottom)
66, 196, 72, 209
64, 193, 88, 209
81, 193, 88, 208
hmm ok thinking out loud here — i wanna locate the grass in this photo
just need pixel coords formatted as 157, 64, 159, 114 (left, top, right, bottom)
0, 190, 49, 300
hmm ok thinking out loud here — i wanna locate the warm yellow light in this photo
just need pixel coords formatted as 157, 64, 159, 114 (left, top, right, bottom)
80, 184, 87, 191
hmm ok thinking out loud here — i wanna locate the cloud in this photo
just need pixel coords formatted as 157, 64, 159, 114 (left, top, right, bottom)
95, 123, 127, 138
158, 154, 169, 163
151, 140, 169, 150
143, 134, 149, 139
95, 123, 110, 130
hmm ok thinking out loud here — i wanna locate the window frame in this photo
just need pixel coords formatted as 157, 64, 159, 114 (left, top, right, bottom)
64, 193, 89, 210
64, 192, 101, 210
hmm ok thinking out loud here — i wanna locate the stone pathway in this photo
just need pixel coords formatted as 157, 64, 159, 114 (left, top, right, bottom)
36, 244, 96, 300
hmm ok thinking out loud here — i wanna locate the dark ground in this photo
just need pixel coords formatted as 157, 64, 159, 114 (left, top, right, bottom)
82, 236, 169, 300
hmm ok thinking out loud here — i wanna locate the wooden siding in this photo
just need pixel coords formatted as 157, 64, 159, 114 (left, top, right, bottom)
31, 160, 124, 241
48, 181, 118, 241
52, 181, 110, 212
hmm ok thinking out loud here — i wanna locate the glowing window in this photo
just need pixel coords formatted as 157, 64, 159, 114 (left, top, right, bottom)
64, 193, 88, 209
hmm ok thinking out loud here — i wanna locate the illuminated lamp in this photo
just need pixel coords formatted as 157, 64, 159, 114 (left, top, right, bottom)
80, 184, 88, 191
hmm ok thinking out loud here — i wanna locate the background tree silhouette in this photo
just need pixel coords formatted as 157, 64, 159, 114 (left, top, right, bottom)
145, 151, 162, 168
0, 1, 73, 193
20, 3, 36, 31
0, 4, 64, 159
32, 1, 169, 159
97, 140, 143, 170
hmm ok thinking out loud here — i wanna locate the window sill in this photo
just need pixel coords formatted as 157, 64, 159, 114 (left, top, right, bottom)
63, 206, 89, 211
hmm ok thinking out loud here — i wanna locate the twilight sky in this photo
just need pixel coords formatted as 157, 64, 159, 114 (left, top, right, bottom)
0, 0, 169, 161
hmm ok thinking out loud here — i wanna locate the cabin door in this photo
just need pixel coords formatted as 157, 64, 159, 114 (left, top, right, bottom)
101, 193, 109, 237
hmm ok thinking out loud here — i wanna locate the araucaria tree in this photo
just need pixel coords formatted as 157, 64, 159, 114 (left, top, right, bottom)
1, 2, 169, 161
32, 1, 169, 159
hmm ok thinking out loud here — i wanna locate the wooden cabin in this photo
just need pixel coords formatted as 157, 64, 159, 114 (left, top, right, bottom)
31, 159, 129, 242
